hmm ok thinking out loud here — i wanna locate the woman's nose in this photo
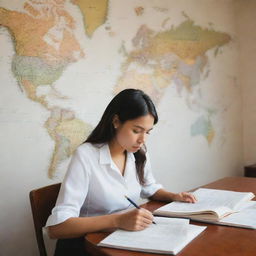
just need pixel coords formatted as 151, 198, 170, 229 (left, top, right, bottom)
138, 133, 146, 144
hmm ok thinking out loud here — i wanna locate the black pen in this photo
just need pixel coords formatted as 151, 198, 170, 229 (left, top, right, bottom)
125, 195, 156, 224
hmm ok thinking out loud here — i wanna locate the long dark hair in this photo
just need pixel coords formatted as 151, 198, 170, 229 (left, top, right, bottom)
85, 89, 158, 184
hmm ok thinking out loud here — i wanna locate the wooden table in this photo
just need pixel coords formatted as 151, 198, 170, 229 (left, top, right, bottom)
85, 177, 256, 256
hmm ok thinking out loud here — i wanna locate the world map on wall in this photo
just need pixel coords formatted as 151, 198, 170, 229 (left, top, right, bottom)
0, 0, 231, 178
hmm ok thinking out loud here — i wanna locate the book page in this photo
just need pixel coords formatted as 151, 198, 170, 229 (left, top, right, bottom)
154, 188, 254, 218
219, 201, 256, 229
98, 217, 206, 254
190, 188, 253, 210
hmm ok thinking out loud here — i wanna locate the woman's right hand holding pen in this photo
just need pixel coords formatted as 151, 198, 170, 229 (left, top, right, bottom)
115, 208, 154, 231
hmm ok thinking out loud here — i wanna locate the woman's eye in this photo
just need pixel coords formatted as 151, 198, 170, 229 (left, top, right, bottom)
133, 130, 140, 134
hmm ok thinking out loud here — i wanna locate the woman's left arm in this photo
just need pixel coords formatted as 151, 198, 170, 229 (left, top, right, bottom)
149, 188, 197, 203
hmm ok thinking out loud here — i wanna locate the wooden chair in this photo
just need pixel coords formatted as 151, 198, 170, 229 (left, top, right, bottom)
30, 183, 61, 256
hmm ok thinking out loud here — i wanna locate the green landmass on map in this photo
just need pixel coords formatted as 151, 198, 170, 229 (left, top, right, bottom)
72, 0, 109, 37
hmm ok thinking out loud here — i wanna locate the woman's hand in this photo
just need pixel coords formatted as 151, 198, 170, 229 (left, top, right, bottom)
115, 208, 154, 231
173, 192, 197, 203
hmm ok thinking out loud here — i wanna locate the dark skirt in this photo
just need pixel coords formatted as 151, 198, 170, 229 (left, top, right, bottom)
54, 237, 88, 256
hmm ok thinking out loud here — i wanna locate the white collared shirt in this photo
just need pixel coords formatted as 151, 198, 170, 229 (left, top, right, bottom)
46, 143, 162, 227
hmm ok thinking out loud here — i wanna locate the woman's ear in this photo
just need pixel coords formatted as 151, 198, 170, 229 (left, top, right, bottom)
112, 114, 120, 129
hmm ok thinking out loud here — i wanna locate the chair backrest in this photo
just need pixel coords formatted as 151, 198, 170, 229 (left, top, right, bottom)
30, 183, 61, 256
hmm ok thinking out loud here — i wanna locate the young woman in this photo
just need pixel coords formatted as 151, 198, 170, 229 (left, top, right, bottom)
46, 89, 196, 255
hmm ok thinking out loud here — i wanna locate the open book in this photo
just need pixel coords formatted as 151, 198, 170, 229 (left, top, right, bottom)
154, 188, 255, 222
98, 217, 206, 255
213, 200, 256, 229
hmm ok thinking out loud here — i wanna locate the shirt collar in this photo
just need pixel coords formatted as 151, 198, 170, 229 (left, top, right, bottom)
99, 143, 135, 165
99, 143, 112, 165
127, 151, 135, 162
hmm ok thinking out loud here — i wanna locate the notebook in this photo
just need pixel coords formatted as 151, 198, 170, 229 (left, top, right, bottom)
98, 217, 206, 255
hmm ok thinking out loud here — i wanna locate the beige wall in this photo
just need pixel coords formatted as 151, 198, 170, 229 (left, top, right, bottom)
0, 1, 254, 255
235, 0, 256, 165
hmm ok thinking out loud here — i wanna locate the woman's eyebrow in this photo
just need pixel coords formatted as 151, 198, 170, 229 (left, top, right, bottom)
133, 125, 153, 132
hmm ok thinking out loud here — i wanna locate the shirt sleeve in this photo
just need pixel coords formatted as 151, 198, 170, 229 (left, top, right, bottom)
45, 147, 90, 227
140, 152, 163, 199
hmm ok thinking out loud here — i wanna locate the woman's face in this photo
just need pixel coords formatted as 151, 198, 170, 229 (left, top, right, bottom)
114, 114, 154, 152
